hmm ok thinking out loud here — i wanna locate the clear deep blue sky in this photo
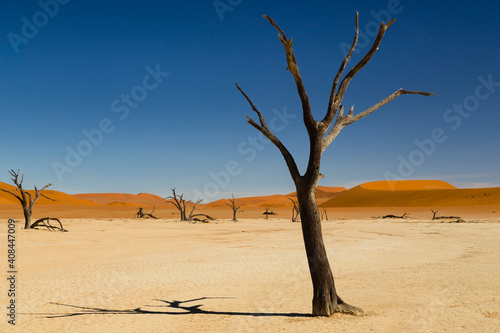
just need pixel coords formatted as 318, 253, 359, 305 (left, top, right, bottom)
1, 0, 499, 201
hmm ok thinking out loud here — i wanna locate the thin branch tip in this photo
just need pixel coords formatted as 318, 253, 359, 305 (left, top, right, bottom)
387, 18, 396, 27
263, 15, 288, 41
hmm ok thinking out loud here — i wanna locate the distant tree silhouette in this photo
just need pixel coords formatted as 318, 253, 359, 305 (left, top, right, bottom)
166, 188, 202, 221
135, 207, 158, 219
0, 169, 54, 229
236, 13, 435, 316
321, 208, 328, 221
288, 197, 299, 222
225, 194, 243, 221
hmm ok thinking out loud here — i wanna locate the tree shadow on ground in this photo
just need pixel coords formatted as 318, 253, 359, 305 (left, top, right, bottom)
39, 297, 312, 319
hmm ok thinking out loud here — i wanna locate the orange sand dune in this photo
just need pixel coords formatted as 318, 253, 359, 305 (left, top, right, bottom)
73, 192, 166, 206
360, 180, 457, 191
314, 186, 347, 200
0, 181, 98, 206
205, 186, 346, 208
321, 180, 500, 207
0, 181, 19, 204
205, 194, 290, 208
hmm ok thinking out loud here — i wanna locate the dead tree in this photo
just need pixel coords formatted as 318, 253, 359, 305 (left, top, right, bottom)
165, 188, 202, 221
31, 217, 66, 232
431, 209, 460, 220
236, 13, 435, 316
135, 207, 158, 219
321, 208, 328, 221
382, 212, 407, 219
225, 194, 243, 221
288, 197, 300, 222
263, 208, 277, 219
0, 169, 54, 229
190, 214, 216, 223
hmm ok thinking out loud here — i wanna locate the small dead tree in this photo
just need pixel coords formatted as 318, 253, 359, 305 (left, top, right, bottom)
321, 208, 328, 221
0, 169, 54, 229
288, 197, 300, 222
263, 208, 277, 219
236, 13, 435, 316
431, 209, 460, 220
226, 194, 243, 221
165, 188, 202, 221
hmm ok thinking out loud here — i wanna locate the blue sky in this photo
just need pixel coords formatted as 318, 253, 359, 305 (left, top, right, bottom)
1, 0, 499, 201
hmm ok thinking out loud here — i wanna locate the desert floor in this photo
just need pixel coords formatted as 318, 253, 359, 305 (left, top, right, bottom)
1, 217, 500, 332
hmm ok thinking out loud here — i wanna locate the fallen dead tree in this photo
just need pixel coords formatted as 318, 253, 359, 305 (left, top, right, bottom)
190, 214, 215, 222
440, 219, 466, 223
135, 207, 158, 219
431, 209, 461, 220
382, 213, 407, 219
31, 217, 67, 232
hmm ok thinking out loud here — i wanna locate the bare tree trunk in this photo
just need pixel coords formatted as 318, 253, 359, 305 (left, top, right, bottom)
297, 179, 363, 315
166, 188, 198, 221
288, 197, 299, 222
0, 169, 53, 229
23, 206, 31, 230
226, 194, 243, 221
236, 13, 435, 317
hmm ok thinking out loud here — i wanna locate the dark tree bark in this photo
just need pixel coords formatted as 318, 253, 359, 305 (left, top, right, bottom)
225, 194, 243, 221
236, 13, 436, 316
0, 169, 53, 229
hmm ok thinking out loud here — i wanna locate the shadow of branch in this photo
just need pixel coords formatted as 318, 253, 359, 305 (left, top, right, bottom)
36, 297, 312, 319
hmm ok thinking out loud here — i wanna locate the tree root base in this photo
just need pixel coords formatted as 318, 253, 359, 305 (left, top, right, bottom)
333, 301, 364, 316
313, 296, 364, 317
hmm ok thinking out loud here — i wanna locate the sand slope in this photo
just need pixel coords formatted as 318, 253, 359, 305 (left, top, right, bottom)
321, 180, 500, 207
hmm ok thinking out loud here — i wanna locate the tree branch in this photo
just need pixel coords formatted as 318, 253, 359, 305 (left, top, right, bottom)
166, 188, 183, 210
263, 15, 317, 134
346, 89, 437, 125
225, 194, 243, 211
29, 184, 53, 211
236, 83, 301, 183
323, 12, 359, 127
187, 199, 203, 220
335, 18, 396, 105
322, 89, 437, 151
0, 188, 23, 203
